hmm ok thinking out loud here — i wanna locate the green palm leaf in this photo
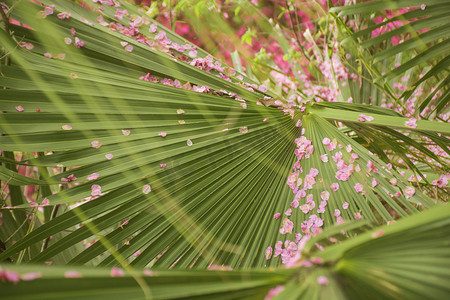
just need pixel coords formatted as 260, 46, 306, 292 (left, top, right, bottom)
331, 0, 450, 118
0, 0, 444, 272
1, 203, 448, 300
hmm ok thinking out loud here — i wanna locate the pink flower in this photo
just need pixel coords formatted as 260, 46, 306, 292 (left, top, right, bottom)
16, 105, 24, 112
158, 132, 167, 137
64, 271, 82, 278
309, 168, 319, 177
61, 174, 77, 182
345, 144, 352, 152
144, 269, 153, 276
280, 218, 294, 235
320, 191, 330, 201
87, 173, 99, 180
125, 45, 133, 52
91, 140, 102, 149
404, 186, 415, 198
110, 267, 124, 277
320, 154, 328, 162
121, 129, 131, 136
91, 184, 102, 197
334, 209, 341, 217
420, 4, 426, 10
404, 118, 417, 129
105, 153, 114, 160
160, 163, 167, 168
367, 160, 379, 174
358, 114, 374, 122
295, 233, 303, 243
149, 23, 157, 33
265, 285, 284, 300
300, 204, 310, 214
330, 182, 339, 191
342, 202, 349, 209
285, 208, 292, 216
354, 212, 362, 220
317, 276, 329, 285
390, 178, 397, 186
322, 137, 331, 145
142, 184, 152, 194
115, 9, 128, 20
21, 272, 41, 281
371, 178, 379, 187
41, 7, 53, 17
265, 246, 273, 259
189, 48, 198, 58
372, 230, 384, 238
239, 126, 248, 134
332, 151, 342, 163
57, 12, 71, 20
3, 269, 20, 284
431, 174, 448, 187
354, 183, 363, 193
62, 124, 72, 130
273, 213, 281, 219
19, 42, 34, 50
349, 153, 359, 162
303, 174, 316, 190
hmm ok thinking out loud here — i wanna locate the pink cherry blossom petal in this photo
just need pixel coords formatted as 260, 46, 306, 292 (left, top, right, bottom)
105, 153, 114, 160
404, 117, 417, 129
354, 183, 363, 193
87, 173, 99, 180
64, 271, 82, 278
320, 154, 328, 162
317, 276, 329, 285
372, 230, 384, 238
21, 272, 42, 281
91, 184, 102, 197
265, 285, 284, 300
110, 267, 124, 277
91, 141, 102, 149
265, 246, 273, 259
125, 45, 134, 52
330, 182, 339, 191
142, 184, 152, 194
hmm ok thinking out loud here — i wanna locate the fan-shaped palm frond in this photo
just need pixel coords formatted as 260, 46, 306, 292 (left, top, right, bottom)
1, 202, 448, 300
0, 0, 446, 273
